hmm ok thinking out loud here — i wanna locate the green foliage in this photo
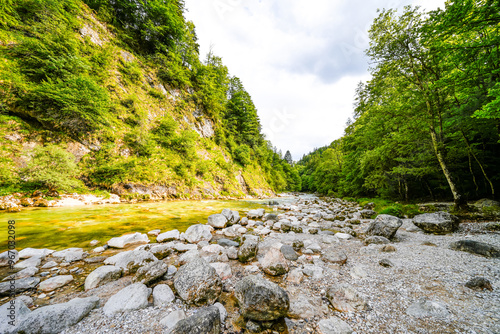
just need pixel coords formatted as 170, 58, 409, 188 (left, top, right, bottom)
234, 145, 252, 166
22, 145, 79, 191
23, 76, 111, 135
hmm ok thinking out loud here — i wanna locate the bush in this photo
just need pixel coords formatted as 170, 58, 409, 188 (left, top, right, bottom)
379, 206, 403, 218
22, 144, 79, 191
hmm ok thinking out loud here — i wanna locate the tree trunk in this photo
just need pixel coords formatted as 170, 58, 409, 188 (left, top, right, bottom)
429, 128, 467, 209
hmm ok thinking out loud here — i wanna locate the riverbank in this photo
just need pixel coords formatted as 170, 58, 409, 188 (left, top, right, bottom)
1, 195, 499, 334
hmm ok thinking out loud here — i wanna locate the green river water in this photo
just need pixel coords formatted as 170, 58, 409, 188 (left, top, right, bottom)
0, 199, 281, 252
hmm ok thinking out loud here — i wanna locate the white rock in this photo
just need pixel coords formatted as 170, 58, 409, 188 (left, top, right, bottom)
84, 265, 123, 290
89, 240, 100, 246
317, 316, 353, 334
210, 262, 232, 279
201, 244, 225, 255
157, 230, 180, 242
2, 267, 38, 281
173, 243, 198, 252
213, 302, 228, 323
207, 214, 228, 229
104, 250, 158, 274
160, 310, 186, 328
148, 229, 161, 236
41, 261, 57, 269
18, 248, 54, 259
180, 224, 213, 243
38, 275, 73, 292
107, 233, 149, 249
103, 283, 151, 316
52, 248, 86, 262
153, 284, 175, 307
335, 232, 352, 240
0, 250, 19, 267
93, 246, 105, 253
14, 256, 42, 269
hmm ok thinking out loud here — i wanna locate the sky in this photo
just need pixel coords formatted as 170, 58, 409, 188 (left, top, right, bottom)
183, 0, 446, 161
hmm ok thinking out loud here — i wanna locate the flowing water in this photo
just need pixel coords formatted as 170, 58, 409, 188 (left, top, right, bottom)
0, 198, 286, 252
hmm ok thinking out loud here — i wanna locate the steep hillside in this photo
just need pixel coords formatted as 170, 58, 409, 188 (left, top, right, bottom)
0, 0, 301, 201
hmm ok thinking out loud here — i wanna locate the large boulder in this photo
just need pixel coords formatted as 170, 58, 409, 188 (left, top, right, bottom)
103, 283, 151, 316
0, 299, 31, 333
238, 239, 259, 263
51, 248, 86, 263
365, 214, 402, 239
133, 260, 168, 284
18, 248, 54, 259
259, 248, 289, 276
449, 240, 500, 258
413, 212, 460, 234
13, 297, 99, 334
169, 306, 220, 334
38, 275, 73, 292
104, 250, 157, 274
153, 284, 175, 307
84, 265, 123, 290
207, 214, 228, 229
173, 257, 222, 306
2, 267, 38, 281
247, 209, 265, 219
180, 224, 213, 244
107, 232, 149, 249
222, 209, 240, 224
326, 284, 368, 312
0, 277, 40, 297
234, 275, 290, 321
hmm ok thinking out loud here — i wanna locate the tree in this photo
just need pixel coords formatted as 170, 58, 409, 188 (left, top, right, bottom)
22, 145, 79, 192
284, 150, 293, 165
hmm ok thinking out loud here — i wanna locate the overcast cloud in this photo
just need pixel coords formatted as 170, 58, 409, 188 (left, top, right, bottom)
184, 0, 445, 161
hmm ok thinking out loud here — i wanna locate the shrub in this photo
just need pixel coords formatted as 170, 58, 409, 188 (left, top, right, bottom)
234, 144, 251, 166
22, 144, 79, 191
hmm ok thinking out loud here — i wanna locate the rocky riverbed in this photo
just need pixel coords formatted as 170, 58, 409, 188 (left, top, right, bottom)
1, 195, 499, 334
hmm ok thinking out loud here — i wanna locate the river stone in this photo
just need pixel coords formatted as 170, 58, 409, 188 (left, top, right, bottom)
413, 212, 460, 234
51, 248, 86, 263
14, 297, 99, 334
157, 230, 180, 242
280, 245, 298, 261
103, 283, 151, 316
322, 250, 348, 265
227, 246, 238, 260
107, 232, 149, 249
247, 209, 265, 219
209, 262, 232, 279
465, 277, 493, 291
160, 310, 186, 329
173, 257, 222, 306
288, 293, 329, 319
18, 248, 54, 259
84, 265, 123, 290
38, 275, 73, 292
317, 317, 353, 334
207, 213, 228, 229
148, 243, 174, 259
365, 214, 402, 239
0, 277, 40, 296
302, 265, 324, 279
174, 243, 198, 253
0, 250, 19, 267
238, 239, 259, 263
134, 260, 168, 284
104, 250, 158, 274
449, 240, 500, 258
234, 275, 290, 321
218, 238, 239, 247
259, 248, 289, 276
169, 306, 220, 334
41, 261, 58, 269
406, 298, 450, 318
0, 299, 31, 333
326, 284, 368, 312
153, 284, 175, 307
2, 266, 38, 281
364, 236, 390, 245
181, 224, 213, 243
14, 256, 42, 269
359, 209, 376, 219
222, 209, 240, 224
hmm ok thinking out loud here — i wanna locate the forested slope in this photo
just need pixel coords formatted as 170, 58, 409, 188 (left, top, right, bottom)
298, 0, 500, 207
0, 0, 301, 199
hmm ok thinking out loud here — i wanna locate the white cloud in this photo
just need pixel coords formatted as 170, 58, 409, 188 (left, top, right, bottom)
184, 0, 445, 160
